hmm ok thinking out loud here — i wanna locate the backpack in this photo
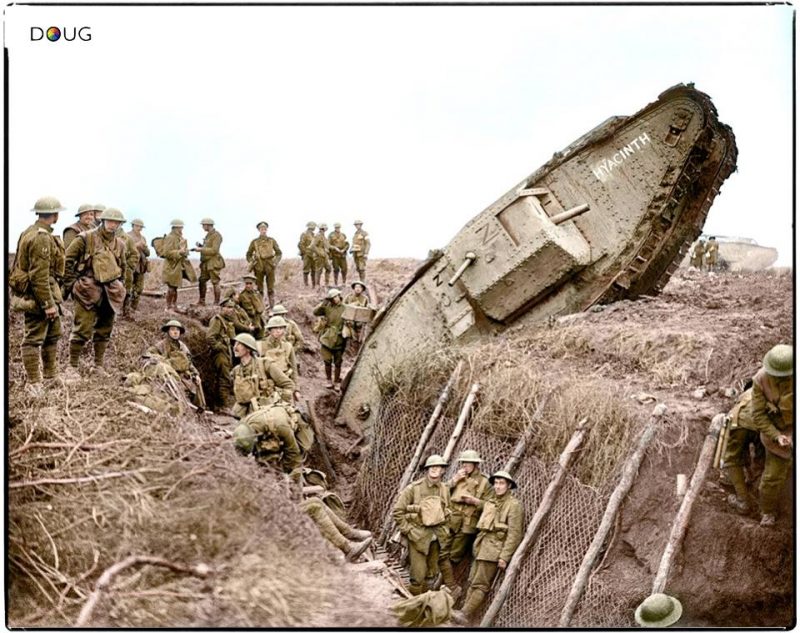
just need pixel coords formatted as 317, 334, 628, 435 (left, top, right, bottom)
151, 235, 167, 258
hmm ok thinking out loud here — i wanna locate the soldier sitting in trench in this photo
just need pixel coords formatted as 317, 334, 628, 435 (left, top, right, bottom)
145, 319, 205, 410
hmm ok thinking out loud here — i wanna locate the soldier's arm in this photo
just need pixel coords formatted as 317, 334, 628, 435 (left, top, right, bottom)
207, 319, 227, 354
291, 322, 305, 350
363, 236, 371, 257
63, 229, 77, 250
751, 382, 782, 440
62, 234, 86, 291
392, 486, 415, 534
199, 232, 221, 256
312, 302, 327, 317
499, 501, 525, 563
141, 239, 151, 257
267, 362, 296, 393
287, 346, 298, 379
297, 236, 305, 256
28, 233, 57, 309
126, 238, 137, 269
273, 239, 282, 264
277, 422, 302, 472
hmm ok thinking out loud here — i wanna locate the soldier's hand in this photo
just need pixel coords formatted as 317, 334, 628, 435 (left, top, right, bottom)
293, 390, 301, 402
498, 559, 507, 570
776, 434, 792, 448
462, 494, 479, 506
44, 305, 58, 320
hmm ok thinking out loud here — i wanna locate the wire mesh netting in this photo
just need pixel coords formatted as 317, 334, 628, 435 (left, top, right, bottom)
352, 388, 646, 627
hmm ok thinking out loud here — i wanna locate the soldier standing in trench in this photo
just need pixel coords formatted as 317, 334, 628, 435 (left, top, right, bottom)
127, 219, 150, 316
313, 288, 346, 391
192, 217, 225, 306
11, 196, 66, 395
160, 219, 197, 311
207, 297, 237, 412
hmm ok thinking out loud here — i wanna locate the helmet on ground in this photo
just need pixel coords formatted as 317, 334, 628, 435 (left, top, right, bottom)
131, 218, 145, 227
319, 223, 328, 230
233, 333, 259, 353
233, 423, 257, 455
161, 319, 185, 334
424, 454, 448, 469
243, 274, 257, 282
306, 221, 317, 229
763, 344, 793, 377
634, 593, 683, 628
489, 470, 517, 489
351, 281, 367, 291
99, 208, 126, 222
170, 219, 185, 228
31, 196, 65, 214
76, 204, 97, 217
200, 217, 215, 225
270, 304, 288, 315
354, 220, 363, 226
326, 288, 342, 300
457, 449, 482, 464
257, 221, 268, 229
266, 316, 288, 330
333, 222, 341, 229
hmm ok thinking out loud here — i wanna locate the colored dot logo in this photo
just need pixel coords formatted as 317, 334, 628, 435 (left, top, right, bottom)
46, 27, 61, 41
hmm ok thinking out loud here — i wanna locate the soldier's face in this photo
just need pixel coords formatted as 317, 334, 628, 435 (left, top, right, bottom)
245, 281, 255, 291
427, 465, 444, 480
259, 227, 267, 237
168, 327, 182, 340
233, 342, 249, 358
202, 224, 212, 232
460, 462, 476, 475
353, 285, 363, 295
269, 327, 285, 339
493, 479, 509, 496
174, 227, 183, 235
103, 219, 121, 232
79, 213, 95, 227
331, 295, 342, 305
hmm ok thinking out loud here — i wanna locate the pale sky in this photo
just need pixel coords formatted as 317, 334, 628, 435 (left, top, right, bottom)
3, 4, 795, 266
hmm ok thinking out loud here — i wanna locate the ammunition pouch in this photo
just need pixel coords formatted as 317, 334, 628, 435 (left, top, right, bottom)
476, 501, 497, 531
8, 267, 30, 295
169, 351, 192, 374
419, 496, 447, 527
233, 375, 259, 403
10, 294, 38, 313
92, 249, 122, 284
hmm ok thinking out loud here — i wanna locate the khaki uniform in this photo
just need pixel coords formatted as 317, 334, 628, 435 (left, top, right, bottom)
239, 404, 304, 473
462, 491, 524, 617
351, 228, 371, 281
239, 288, 266, 339
284, 317, 305, 353
261, 337, 298, 380
392, 476, 451, 595
343, 291, 369, 347
705, 240, 719, 270
10, 220, 65, 382
207, 313, 235, 406
230, 356, 295, 419
63, 221, 92, 250
127, 229, 150, 311
302, 496, 366, 554
197, 228, 225, 303
446, 470, 492, 564
147, 337, 203, 408
298, 229, 317, 285
724, 368, 793, 515
313, 299, 346, 383
246, 236, 281, 302
311, 232, 332, 286
328, 230, 349, 284
231, 302, 255, 334
161, 230, 197, 288
116, 228, 138, 315
63, 227, 128, 368
690, 241, 705, 269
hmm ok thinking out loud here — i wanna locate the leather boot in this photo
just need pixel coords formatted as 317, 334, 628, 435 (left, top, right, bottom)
170, 287, 179, 310
724, 465, 750, 504
333, 271, 339, 286
346, 537, 372, 562
333, 364, 342, 392
342, 272, 347, 285
213, 284, 221, 305
462, 587, 486, 618
21, 345, 42, 384
303, 273, 309, 287
93, 341, 109, 369
407, 583, 426, 596
324, 270, 330, 286
41, 342, 59, 380
197, 281, 207, 306
312, 271, 319, 288
325, 362, 334, 388
439, 559, 458, 592
69, 340, 85, 368
267, 291, 275, 309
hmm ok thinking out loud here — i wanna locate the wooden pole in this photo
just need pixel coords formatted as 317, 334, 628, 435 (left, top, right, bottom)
305, 399, 336, 483
503, 390, 554, 474
652, 414, 724, 594
481, 417, 592, 627
558, 403, 666, 627
377, 360, 464, 546
442, 382, 480, 463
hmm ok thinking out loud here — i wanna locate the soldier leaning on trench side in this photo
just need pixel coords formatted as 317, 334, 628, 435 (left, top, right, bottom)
207, 297, 238, 411
146, 319, 205, 410
392, 454, 452, 596
229, 333, 296, 420
723, 344, 793, 527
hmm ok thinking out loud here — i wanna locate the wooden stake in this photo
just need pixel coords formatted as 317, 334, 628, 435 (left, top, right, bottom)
442, 382, 480, 463
558, 403, 665, 627
652, 414, 724, 594
377, 360, 464, 546
305, 399, 336, 483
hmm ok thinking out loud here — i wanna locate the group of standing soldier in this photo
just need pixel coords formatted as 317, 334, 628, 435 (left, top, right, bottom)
299, 220, 371, 287
689, 236, 720, 271
393, 451, 524, 624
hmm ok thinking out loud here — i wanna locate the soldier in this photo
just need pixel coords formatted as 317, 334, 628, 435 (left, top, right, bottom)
63, 208, 129, 377
689, 238, 706, 270
392, 454, 452, 596
298, 221, 317, 288
343, 280, 370, 351
239, 274, 266, 340
232, 405, 303, 473
10, 196, 66, 395
117, 224, 139, 319
230, 333, 296, 419
261, 315, 299, 379
443, 450, 492, 591
311, 223, 332, 287
302, 496, 372, 561
328, 222, 350, 285
92, 204, 106, 227
223, 287, 257, 334
269, 304, 305, 357
127, 219, 150, 315
160, 219, 197, 311
62, 204, 98, 249
705, 236, 719, 271
192, 218, 225, 306
350, 220, 371, 282
455, 470, 524, 623
313, 288, 347, 391
207, 298, 237, 411
146, 319, 205, 410
246, 221, 282, 306
723, 344, 793, 526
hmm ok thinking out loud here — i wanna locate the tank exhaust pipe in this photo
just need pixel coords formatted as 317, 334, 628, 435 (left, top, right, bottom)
448, 251, 477, 286
551, 203, 590, 225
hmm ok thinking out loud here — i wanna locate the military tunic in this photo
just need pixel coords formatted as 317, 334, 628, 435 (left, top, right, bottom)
127, 229, 150, 311
230, 356, 295, 419
161, 230, 197, 289
231, 302, 255, 334
690, 241, 705, 269
147, 337, 203, 407
207, 313, 235, 405
705, 240, 719, 270
240, 403, 303, 473
328, 230, 349, 281
343, 291, 369, 346
246, 235, 282, 297
283, 317, 305, 353
446, 469, 492, 564
311, 232, 332, 273
63, 221, 93, 250
298, 229, 316, 278
351, 228, 371, 281
239, 288, 266, 339
313, 300, 346, 365
261, 336, 298, 381
198, 228, 225, 286
392, 476, 451, 595
11, 220, 65, 381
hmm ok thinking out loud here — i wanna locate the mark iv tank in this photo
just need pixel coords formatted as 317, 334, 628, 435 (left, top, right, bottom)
337, 83, 737, 435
